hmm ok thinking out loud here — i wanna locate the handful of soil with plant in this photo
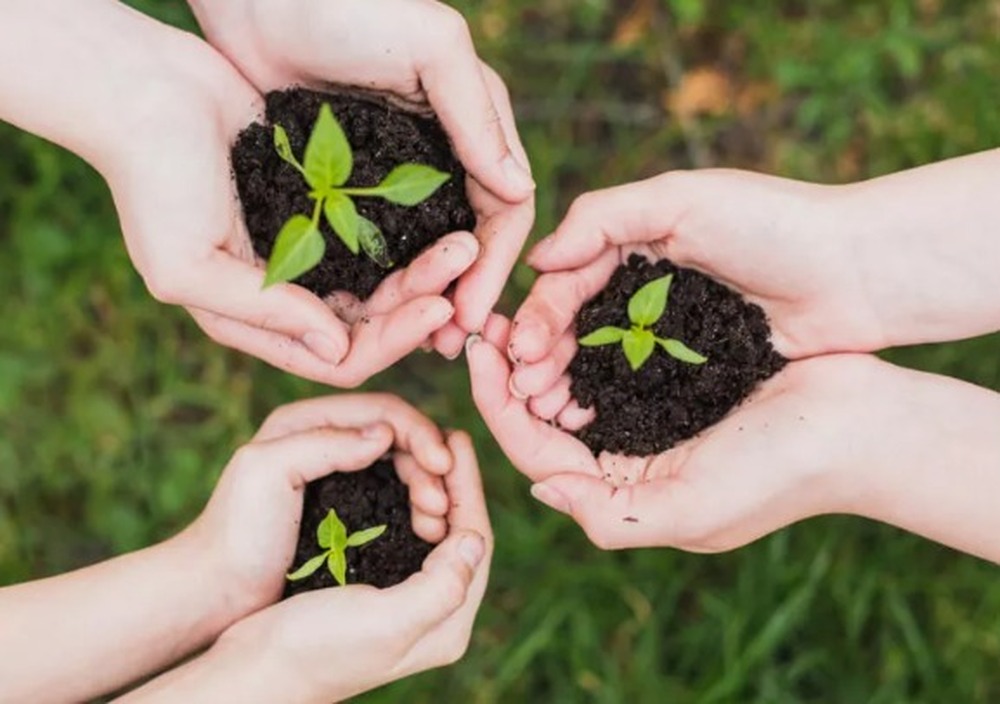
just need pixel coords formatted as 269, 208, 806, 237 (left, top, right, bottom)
571, 254, 787, 457
284, 460, 433, 595
232, 88, 476, 300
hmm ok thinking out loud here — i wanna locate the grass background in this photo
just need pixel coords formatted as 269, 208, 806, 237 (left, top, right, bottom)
2, 0, 1000, 701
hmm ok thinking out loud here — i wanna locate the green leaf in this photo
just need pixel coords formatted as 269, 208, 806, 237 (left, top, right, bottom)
273, 124, 303, 173
357, 216, 393, 268
286, 553, 327, 581
578, 326, 627, 347
622, 328, 656, 371
327, 549, 348, 586
346, 524, 387, 548
263, 215, 325, 287
324, 509, 349, 552
370, 164, 450, 206
628, 275, 673, 327
304, 103, 352, 190
323, 193, 360, 255
658, 338, 708, 365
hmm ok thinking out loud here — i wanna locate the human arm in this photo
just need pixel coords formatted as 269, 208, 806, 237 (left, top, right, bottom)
0, 393, 462, 702
185, 0, 536, 353
470, 318, 1000, 561
118, 431, 492, 704
1, 0, 468, 386
512, 154, 1000, 391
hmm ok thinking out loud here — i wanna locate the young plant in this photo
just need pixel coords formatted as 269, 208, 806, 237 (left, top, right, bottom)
578, 274, 708, 371
286, 508, 387, 586
263, 103, 451, 287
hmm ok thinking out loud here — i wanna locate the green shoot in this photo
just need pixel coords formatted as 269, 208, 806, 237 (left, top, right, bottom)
263, 104, 451, 287
578, 274, 708, 371
286, 508, 387, 586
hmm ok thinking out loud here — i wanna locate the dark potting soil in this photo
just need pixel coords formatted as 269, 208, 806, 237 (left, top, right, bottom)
570, 254, 787, 457
283, 459, 433, 596
232, 88, 476, 300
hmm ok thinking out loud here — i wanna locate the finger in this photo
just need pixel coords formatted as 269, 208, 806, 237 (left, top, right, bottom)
511, 332, 578, 398
412, 511, 449, 544
333, 296, 456, 388
431, 322, 469, 361
189, 309, 348, 386
442, 431, 491, 540
509, 251, 619, 364
526, 175, 680, 272
239, 426, 395, 490
254, 394, 452, 475
415, 12, 534, 202
466, 333, 597, 481
482, 312, 512, 348
451, 198, 535, 334
384, 529, 486, 641
395, 453, 450, 517
527, 375, 573, 421
556, 401, 596, 432
365, 232, 480, 315
185, 252, 351, 364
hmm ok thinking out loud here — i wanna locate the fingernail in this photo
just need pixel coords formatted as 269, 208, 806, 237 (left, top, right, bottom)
303, 331, 346, 365
454, 235, 481, 265
506, 340, 522, 365
502, 155, 535, 196
458, 534, 485, 569
464, 333, 482, 358
429, 444, 453, 474
508, 374, 528, 401
530, 483, 571, 514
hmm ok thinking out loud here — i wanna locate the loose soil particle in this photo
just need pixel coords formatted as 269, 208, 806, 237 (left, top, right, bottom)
232, 88, 476, 300
570, 254, 787, 457
283, 459, 433, 596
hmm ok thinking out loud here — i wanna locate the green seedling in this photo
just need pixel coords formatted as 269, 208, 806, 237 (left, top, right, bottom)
286, 508, 387, 586
264, 103, 451, 287
578, 274, 708, 371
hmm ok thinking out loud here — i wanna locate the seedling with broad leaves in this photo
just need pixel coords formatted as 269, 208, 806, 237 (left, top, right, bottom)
264, 103, 451, 287
286, 508, 387, 586
578, 274, 708, 371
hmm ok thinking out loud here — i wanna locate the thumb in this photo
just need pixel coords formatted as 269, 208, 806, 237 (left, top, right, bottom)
383, 530, 486, 640
531, 473, 688, 551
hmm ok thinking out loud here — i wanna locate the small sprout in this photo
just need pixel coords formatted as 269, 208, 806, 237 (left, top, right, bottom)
263, 103, 452, 287
578, 274, 708, 371
286, 508, 387, 586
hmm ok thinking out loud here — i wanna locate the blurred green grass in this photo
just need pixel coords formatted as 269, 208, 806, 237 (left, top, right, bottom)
2, 0, 1000, 701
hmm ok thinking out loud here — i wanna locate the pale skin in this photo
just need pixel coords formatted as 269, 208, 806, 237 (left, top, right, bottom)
0, 0, 534, 386
469, 151, 1000, 560
0, 394, 491, 703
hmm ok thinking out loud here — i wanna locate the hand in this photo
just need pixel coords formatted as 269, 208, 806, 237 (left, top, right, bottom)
108, 32, 482, 387
472, 318, 920, 551
188, 0, 537, 354
185, 394, 458, 618
506, 170, 889, 404
127, 431, 492, 703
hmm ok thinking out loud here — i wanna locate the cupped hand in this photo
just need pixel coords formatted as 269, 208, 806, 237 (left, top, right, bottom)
205, 431, 492, 704
185, 393, 459, 619
470, 314, 904, 551
108, 32, 485, 387
505, 170, 888, 402
189, 0, 537, 351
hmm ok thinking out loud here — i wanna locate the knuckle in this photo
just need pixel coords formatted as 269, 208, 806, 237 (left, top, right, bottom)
440, 634, 472, 667
143, 267, 183, 304
431, 5, 471, 44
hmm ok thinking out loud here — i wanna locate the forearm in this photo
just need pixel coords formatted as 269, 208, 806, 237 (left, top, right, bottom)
0, 531, 248, 703
114, 634, 316, 704
0, 0, 207, 173
835, 148, 1000, 346
847, 364, 1000, 562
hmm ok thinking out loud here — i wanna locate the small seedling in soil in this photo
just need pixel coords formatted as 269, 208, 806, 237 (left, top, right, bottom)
264, 103, 451, 287
578, 274, 708, 371
286, 508, 386, 586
